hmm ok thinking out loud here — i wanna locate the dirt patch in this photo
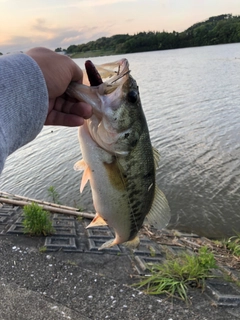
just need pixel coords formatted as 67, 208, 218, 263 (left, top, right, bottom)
140, 225, 240, 270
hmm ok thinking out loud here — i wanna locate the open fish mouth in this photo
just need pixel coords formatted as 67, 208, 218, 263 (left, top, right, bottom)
66, 59, 130, 115
85, 59, 130, 88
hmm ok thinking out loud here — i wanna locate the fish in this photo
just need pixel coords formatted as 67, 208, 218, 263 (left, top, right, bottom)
67, 58, 170, 250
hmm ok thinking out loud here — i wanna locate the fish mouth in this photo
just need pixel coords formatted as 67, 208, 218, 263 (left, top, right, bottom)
66, 59, 130, 115
86, 59, 130, 92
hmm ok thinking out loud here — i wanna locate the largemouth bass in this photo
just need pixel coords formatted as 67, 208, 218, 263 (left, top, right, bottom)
67, 59, 170, 250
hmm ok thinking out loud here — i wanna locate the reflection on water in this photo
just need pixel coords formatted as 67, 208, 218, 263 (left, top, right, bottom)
1, 43, 240, 238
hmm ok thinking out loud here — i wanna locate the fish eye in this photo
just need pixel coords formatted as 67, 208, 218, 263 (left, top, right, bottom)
127, 90, 138, 103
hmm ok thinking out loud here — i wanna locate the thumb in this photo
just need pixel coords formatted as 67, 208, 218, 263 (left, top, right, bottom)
69, 59, 83, 83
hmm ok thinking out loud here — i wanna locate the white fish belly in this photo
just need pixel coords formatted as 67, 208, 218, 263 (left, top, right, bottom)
78, 123, 132, 243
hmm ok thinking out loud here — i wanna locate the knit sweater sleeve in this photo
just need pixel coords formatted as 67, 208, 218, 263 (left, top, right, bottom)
0, 53, 48, 173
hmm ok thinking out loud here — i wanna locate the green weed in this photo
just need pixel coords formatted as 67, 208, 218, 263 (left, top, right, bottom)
23, 202, 55, 236
39, 246, 47, 253
47, 186, 61, 204
67, 260, 77, 266
226, 233, 240, 257
134, 246, 217, 302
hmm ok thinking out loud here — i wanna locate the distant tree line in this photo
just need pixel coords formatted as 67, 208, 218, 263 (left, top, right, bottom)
56, 14, 240, 55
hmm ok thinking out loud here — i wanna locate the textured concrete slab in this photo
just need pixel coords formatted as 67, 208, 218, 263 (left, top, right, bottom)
1, 204, 240, 319
0, 280, 89, 320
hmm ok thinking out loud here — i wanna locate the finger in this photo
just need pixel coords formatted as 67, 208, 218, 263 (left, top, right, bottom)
49, 97, 92, 117
68, 101, 92, 119
45, 110, 85, 127
70, 59, 84, 83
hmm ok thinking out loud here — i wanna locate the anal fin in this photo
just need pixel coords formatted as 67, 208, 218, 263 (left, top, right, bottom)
86, 213, 108, 228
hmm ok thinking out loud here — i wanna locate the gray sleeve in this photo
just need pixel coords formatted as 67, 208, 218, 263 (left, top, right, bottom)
0, 53, 48, 173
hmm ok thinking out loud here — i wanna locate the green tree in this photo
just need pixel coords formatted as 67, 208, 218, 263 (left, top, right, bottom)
65, 14, 240, 56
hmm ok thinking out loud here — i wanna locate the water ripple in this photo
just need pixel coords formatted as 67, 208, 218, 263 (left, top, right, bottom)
1, 44, 240, 238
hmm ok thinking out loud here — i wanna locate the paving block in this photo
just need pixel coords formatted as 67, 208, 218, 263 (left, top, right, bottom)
53, 226, 76, 237
219, 265, 240, 282
87, 238, 121, 254
52, 220, 75, 228
52, 213, 75, 220
164, 245, 194, 256
7, 224, 25, 234
133, 240, 163, 257
15, 216, 24, 224
0, 225, 7, 233
44, 236, 77, 250
63, 240, 86, 253
0, 216, 9, 223
206, 280, 240, 306
0, 205, 19, 213
134, 255, 165, 275
86, 228, 114, 239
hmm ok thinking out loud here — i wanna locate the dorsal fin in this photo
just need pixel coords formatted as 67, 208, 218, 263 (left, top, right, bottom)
145, 186, 171, 229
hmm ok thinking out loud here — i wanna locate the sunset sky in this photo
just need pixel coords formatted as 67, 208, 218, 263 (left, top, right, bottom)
1, 0, 239, 54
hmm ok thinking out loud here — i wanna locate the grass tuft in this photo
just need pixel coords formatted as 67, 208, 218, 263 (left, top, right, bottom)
226, 233, 240, 257
134, 246, 217, 302
47, 186, 61, 204
23, 202, 55, 236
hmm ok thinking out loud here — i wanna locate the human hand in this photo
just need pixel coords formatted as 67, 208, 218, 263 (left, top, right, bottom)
26, 47, 92, 126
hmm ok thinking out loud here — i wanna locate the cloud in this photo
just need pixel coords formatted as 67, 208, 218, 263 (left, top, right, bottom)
59, 0, 138, 8
32, 18, 54, 33
0, 19, 112, 53
80, 0, 138, 6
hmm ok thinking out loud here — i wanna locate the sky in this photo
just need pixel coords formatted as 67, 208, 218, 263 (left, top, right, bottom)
0, 0, 239, 54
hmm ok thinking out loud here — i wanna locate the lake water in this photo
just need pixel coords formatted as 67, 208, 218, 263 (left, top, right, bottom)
1, 43, 240, 238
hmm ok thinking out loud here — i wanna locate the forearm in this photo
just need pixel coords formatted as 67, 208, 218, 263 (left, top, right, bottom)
0, 53, 48, 173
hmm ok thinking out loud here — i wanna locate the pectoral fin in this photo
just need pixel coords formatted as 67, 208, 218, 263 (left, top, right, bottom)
145, 186, 171, 229
74, 159, 86, 171
74, 159, 91, 193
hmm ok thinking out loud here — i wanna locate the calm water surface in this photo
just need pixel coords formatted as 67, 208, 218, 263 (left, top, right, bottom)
1, 43, 240, 238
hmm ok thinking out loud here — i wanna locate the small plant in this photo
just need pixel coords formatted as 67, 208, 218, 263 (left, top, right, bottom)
134, 246, 217, 302
67, 260, 77, 266
47, 186, 60, 204
226, 233, 240, 257
149, 245, 156, 257
23, 202, 55, 236
39, 246, 47, 253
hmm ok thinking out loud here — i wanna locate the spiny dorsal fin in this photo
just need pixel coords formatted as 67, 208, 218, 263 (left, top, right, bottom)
145, 186, 171, 229
153, 147, 160, 169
